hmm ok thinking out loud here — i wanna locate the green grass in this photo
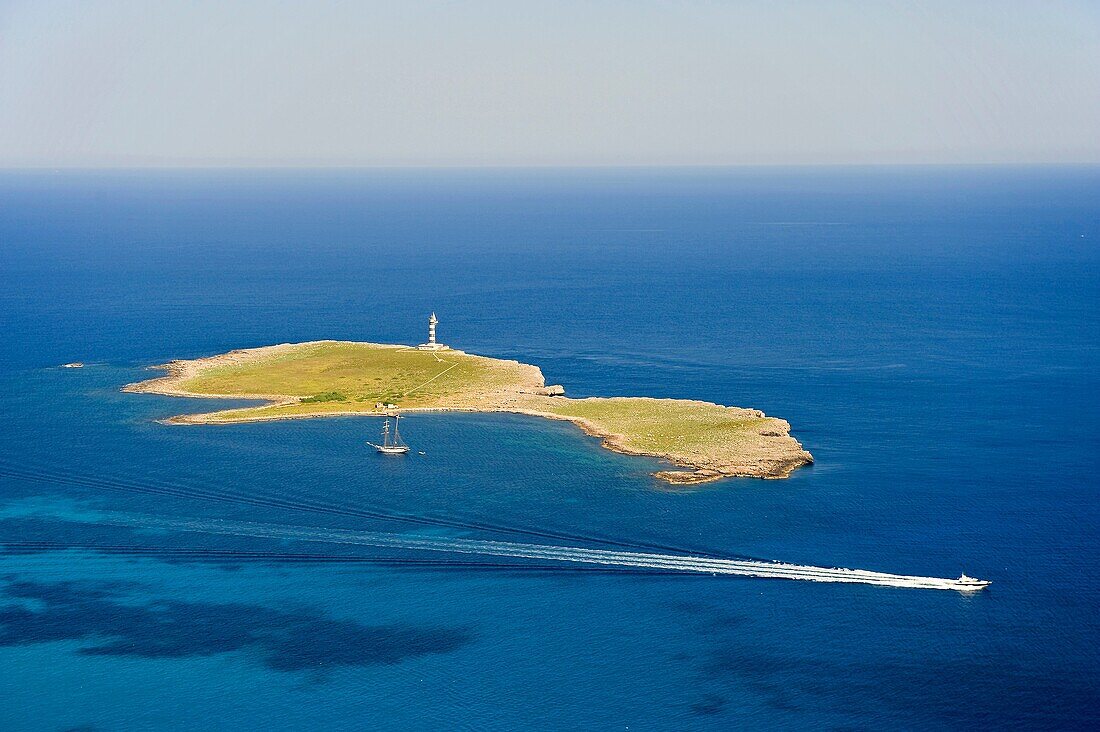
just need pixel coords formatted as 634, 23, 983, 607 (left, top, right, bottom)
540, 397, 772, 457
299, 391, 347, 403
177, 341, 541, 419
146, 339, 808, 479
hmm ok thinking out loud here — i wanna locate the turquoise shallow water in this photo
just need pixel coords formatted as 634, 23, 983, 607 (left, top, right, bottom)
0, 168, 1098, 729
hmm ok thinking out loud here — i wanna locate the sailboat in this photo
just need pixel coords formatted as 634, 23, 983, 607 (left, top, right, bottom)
369, 415, 410, 454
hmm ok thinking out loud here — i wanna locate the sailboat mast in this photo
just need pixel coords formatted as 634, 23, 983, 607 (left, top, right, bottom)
370, 415, 409, 454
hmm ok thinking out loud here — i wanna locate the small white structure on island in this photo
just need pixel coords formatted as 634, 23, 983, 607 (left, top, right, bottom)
417, 312, 449, 351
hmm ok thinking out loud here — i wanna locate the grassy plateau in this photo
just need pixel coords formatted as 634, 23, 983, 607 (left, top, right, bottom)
126, 340, 812, 484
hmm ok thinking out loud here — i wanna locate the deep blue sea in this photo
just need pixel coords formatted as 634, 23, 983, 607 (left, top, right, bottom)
0, 167, 1097, 730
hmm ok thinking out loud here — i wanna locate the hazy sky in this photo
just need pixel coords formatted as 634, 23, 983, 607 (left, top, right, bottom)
1, 0, 1097, 166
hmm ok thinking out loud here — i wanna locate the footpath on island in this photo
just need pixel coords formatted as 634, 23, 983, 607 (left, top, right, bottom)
125, 340, 813, 485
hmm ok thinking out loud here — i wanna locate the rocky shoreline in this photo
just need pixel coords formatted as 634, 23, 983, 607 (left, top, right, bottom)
125, 342, 813, 485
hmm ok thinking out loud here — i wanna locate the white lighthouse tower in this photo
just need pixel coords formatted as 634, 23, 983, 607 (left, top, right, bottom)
417, 312, 448, 350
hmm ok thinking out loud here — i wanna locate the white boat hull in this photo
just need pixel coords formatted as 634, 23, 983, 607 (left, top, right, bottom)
369, 443, 409, 455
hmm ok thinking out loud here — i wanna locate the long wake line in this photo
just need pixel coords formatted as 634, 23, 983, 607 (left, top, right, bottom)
103, 515, 990, 592
0, 462, 713, 557
1, 462, 990, 592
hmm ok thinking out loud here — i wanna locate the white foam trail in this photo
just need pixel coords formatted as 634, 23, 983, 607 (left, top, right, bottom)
111, 516, 989, 592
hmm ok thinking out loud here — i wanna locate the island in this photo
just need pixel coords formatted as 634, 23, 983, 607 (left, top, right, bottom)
124, 340, 812, 485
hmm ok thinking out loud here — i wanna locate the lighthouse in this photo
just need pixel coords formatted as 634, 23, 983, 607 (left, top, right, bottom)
417, 312, 448, 350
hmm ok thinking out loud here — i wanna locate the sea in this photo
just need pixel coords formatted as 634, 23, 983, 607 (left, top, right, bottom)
0, 167, 1097, 730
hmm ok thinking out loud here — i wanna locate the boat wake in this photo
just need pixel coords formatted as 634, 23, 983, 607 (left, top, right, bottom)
0, 461, 706, 556
0, 461, 990, 592
97, 514, 990, 592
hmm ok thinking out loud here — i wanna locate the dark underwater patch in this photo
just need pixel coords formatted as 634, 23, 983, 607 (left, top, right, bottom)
0, 579, 474, 672
697, 637, 1100, 724
689, 693, 729, 716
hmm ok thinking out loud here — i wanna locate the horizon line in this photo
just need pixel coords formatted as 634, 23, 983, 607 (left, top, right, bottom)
3, 161, 1100, 172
